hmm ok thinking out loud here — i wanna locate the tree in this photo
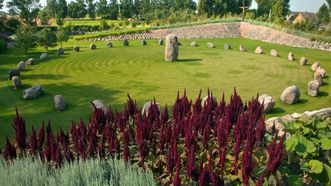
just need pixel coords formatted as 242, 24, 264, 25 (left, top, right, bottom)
87, 0, 96, 19
56, 28, 69, 48
7, 0, 40, 25
39, 9, 51, 25
37, 28, 57, 51
76, 0, 87, 18
198, 0, 215, 17
16, 26, 37, 54
68, 2, 79, 18
96, 0, 108, 18
45, 0, 57, 18
317, 3, 330, 25
109, 0, 119, 20
56, 0, 68, 26
255, 0, 275, 16
120, 0, 134, 18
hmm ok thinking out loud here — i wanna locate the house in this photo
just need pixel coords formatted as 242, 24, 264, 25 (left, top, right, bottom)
293, 12, 318, 24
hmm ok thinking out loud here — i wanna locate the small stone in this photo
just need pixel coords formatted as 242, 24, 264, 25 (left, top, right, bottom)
74, 46, 80, 52
23, 85, 44, 99
40, 53, 48, 61
207, 42, 215, 48
300, 57, 307, 66
141, 39, 147, 46
90, 44, 97, 50
255, 46, 263, 54
307, 80, 320, 97
12, 76, 21, 89
258, 94, 275, 113
57, 48, 64, 55
280, 85, 300, 104
224, 43, 231, 50
270, 49, 278, 57
54, 95, 66, 111
288, 52, 294, 61
107, 42, 113, 48
291, 113, 302, 119
8, 69, 20, 80
158, 39, 163, 45
239, 45, 246, 52
314, 70, 323, 85
92, 99, 108, 113
124, 39, 129, 46
316, 67, 326, 78
18, 61, 25, 71
191, 42, 198, 47
311, 62, 320, 72
25, 58, 35, 65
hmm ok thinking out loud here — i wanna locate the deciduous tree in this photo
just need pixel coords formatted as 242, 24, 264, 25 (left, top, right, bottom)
16, 26, 37, 54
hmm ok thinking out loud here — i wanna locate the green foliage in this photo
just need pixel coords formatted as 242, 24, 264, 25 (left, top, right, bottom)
0, 39, 6, 53
5, 17, 20, 33
7, 0, 40, 25
38, 28, 57, 51
15, 25, 37, 54
317, 4, 330, 25
38, 9, 51, 26
99, 19, 110, 31
0, 157, 157, 186
56, 28, 69, 48
86, 0, 96, 19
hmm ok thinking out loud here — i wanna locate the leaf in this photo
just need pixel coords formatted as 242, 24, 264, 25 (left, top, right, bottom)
285, 136, 298, 152
295, 134, 316, 156
323, 164, 331, 183
317, 122, 327, 130
268, 174, 277, 186
320, 137, 331, 150
287, 174, 303, 186
308, 160, 323, 174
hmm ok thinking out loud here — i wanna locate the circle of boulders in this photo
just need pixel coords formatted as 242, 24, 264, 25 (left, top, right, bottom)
165, 34, 179, 62
54, 95, 66, 111
258, 94, 275, 113
307, 81, 320, 97
12, 76, 21, 89
57, 48, 64, 55
270, 49, 278, 57
18, 61, 25, 71
224, 43, 231, 50
92, 99, 108, 113
124, 39, 129, 46
191, 42, 198, 47
40, 53, 48, 61
207, 42, 215, 48
158, 39, 163, 45
23, 85, 44, 99
142, 101, 161, 116
300, 57, 307, 66
90, 44, 97, 50
74, 46, 80, 52
288, 52, 294, 61
107, 42, 113, 48
280, 85, 300, 104
255, 46, 263, 54
25, 58, 35, 65
311, 62, 320, 72
8, 69, 20, 80
141, 39, 147, 46
239, 45, 246, 52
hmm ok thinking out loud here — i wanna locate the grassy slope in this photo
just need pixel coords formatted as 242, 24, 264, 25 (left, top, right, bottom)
0, 38, 330, 147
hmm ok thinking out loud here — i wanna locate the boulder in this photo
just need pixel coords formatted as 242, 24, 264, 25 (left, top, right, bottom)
224, 43, 231, 50
23, 85, 44, 99
8, 69, 20, 80
57, 48, 64, 55
158, 39, 163, 45
92, 99, 108, 113
107, 42, 113, 48
165, 34, 179, 62
18, 61, 25, 71
316, 67, 326, 78
270, 49, 278, 57
255, 46, 263, 54
280, 85, 300, 104
300, 57, 307, 66
311, 62, 319, 72
25, 58, 35, 65
307, 80, 320, 97
12, 76, 21, 89
288, 52, 294, 61
141, 39, 147, 46
314, 70, 323, 85
142, 101, 161, 116
90, 44, 97, 50
74, 46, 80, 52
239, 45, 246, 52
191, 42, 198, 47
202, 95, 218, 107
40, 53, 48, 61
207, 42, 215, 48
258, 94, 275, 113
123, 39, 129, 46
54, 95, 66, 111
265, 117, 284, 136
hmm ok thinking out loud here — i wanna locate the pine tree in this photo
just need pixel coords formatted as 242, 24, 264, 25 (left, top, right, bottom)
109, 0, 119, 20
87, 0, 96, 19
317, 3, 330, 25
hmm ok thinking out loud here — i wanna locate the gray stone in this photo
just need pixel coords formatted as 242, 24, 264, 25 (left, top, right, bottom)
158, 39, 163, 45
239, 45, 246, 52
291, 113, 302, 119
270, 49, 278, 57
255, 46, 263, 54
74, 46, 80, 52
8, 69, 20, 80
280, 114, 296, 123
311, 62, 320, 72
165, 34, 179, 62
25, 58, 35, 65
307, 80, 320, 97
141, 39, 147, 46
18, 61, 25, 71
40, 53, 48, 61
314, 70, 323, 85
142, 101, 161, 116
92, 99, 108, 113
107, 42, 113, 48
124, 39, 129, 46
265, 117, 284, 135
258, 94, 275, 113
191, 42, 198, 47
288, 52, 294, 61
54, 95, 66, 111
300, 57, 307, 66
90, 44, 97, 50
57, 48, 64, 55
224, 43, 231, 50
23, 85, 44, 99
207, 42, 215, 48
316, 67, 326, 78
280, 85, 300, 104
12, 76, 21, 89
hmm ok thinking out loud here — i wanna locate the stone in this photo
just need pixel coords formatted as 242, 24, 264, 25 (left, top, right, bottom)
316, 67, 326, 78
239, 45, 246, 52
124, 39, 129, 46
207, 42, 215, 48
280, 85, 300, 104
265, 117, 283, 134
40, 53, 48, 61
74, 46, 80, 52
288, 52, 294, 61
18, 61, 25, 71
311, 62, 320, 72
92, 99, 108, 113
191, 42, 198, 47
280, 114, 296, 123
8, 69, 20, 80
141, 39, 147, 46
270, 49, 278, 57
90, 44, 97, 50
255, 46, 263, 54
142, 101, 161, 116
203, 95, 218, 106
107, 42, 113, 48
314, 70, 323, 85
224, 43, 231, 50
23, 85, 44, 99
165, 34, 179, 62
57, 48, 64, 55
307, 80, 320, 97
300, 57, 307, 66
54, 95, 66, 111
258, 94, 275, 113
158, 39, 163, 45
12, 76, 21, 89
25, 58, 35, 65
291, 113, 302, 119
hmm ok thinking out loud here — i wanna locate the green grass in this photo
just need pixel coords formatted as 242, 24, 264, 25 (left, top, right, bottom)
0, 38, 330, 147
50, 19, 122, 27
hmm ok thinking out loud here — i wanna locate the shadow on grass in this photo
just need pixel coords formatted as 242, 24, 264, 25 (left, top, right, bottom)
296, 99, 309, 105
318, 91, 329, 97
21, 74, 69, 80
268, 107, 286, 114
178, 58, 202, 62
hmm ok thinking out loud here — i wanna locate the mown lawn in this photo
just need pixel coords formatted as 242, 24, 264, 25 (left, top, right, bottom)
50, 19, 122, 26
0, 38, 330, 147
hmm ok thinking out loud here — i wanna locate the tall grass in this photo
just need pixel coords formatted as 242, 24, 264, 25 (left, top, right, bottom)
0, 157, 156, 186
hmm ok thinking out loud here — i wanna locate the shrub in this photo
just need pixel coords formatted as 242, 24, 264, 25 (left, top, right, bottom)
0, 39, 6, 53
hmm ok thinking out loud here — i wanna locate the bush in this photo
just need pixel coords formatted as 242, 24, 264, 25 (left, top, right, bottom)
99, 19, 110, 31
0, 39, 7, 53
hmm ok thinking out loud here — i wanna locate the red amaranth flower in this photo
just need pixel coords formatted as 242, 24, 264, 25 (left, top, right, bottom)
29, 126, 38, 154
12, 108, 27, 151
37, 122, 45, 149
3, 137, 16, 160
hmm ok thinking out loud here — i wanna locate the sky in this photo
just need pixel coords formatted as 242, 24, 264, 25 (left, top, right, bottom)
1, 0, 329, 13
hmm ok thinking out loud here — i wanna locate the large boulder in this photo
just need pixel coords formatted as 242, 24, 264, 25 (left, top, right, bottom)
8, 69, 20, 80
123, 39, 129, 46
142, 101, 161, 116
270, 49, 278, 57
107, 42, 113, 48
18, 61, 25, 71
224, 43, 231, 50
314, 70, 323, 85
280, 85, 300, 104
40, 53, 48, 61
57, 48, 64, 55
300, 57, 307, 66
311, 62, 320, 72
255, 46, 263, 54
158, 39, 163, 46
307, 80, 320, 97
316, 67, 326, 78
74, 46, 80, 52
12, 76, 21, 89
141, 39, 147, 46
54, 95, 66, 111
90, 44, 97, 50
92, 99, 108, 113
25, 58, 35, 65
258, 94, 275, 113
207, 42, 215, 48
191, 42, 198, 47
165, 34, 179, 62
239, 45, 246, 52
288, 52, 294, 61
23, 85, 44, 99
